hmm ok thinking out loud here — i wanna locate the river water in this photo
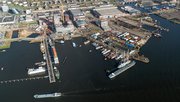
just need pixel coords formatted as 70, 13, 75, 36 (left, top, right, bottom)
0, 14, 180, 102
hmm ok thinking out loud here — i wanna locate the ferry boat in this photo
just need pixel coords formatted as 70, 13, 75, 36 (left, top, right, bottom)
28, 67, 46, 76
34, 92, 62, 99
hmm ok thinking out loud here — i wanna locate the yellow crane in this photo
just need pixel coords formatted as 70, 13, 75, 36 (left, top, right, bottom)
60, 3, 64, 23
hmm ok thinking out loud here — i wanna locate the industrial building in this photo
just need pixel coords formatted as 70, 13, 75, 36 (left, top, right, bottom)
1, 5, 9, 12
92, 5, 127, 19
55, 25, 74, 34
141, 0, 153, 6
69, 8, 87, 28
69, 9, 85, 21
121, 6, 141, 15
54, 13, 74, 34
75, 19, 87, 28
95, 20, 111, 31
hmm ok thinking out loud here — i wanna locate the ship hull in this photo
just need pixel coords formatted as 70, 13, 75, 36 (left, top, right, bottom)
108, 61, 136, 79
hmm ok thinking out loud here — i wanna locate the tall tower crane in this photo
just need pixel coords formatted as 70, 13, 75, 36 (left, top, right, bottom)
60, 3, 65, 23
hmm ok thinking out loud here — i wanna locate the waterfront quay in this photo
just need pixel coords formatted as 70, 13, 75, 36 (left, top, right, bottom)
1, 0, 177, 83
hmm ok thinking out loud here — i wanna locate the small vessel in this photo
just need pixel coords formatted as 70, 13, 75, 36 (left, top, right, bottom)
103, 50, 111, 55
0, 50, 6, 52
153, 33, 162, 38
40, 43, 45, 53
84, 40, 90, 45
34, 92, 62, 99
59, 40, 65, 44
117, 60, 131, 69
115, 54, 123, 60
92, 42, 98, 47
72, 42, 77, 47
35, 61, 46, 66
28, 67, 46, 76
43, 54, 46, 60
96, 46, 103, 50
54, 67, 60, 80
1, 67, 4, 71
63, 57, 67, 64
108, 61, 136, 79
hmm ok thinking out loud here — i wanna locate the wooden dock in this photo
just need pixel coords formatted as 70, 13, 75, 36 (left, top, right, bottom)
0, 76, 48, 84
132, 53, 149, 63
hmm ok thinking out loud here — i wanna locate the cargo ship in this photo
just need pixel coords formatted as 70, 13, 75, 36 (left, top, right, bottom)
49, 37, 59, 64
52, 47, 59, 64
28, 67, 46, 76
108, 61, 136, 79
34, 92, 62, 99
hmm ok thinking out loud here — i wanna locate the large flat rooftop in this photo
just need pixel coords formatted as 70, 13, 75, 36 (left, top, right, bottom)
94, 6, 124, 16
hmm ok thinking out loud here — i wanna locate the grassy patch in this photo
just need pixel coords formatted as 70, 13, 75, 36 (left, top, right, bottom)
0, 43, 11, 49
8, 4, 28, 11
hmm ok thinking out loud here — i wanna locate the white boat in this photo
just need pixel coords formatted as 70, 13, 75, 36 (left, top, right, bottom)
35, 61, 46, 66
34, 92, 62, 99
84, 40, 90, 45
96, 46, 103, 50
115, 54, 122, 60
103, 50, 111, 55
28, 67, 46, 76
1, 67, 4, 71
102, 49, 107, 54
59, 40, 65, 44
117, 51, 131, 69
108, 61, 136, 79
0, 50, 6, 52
72, 42, 77, 47
43, 54, 46, 60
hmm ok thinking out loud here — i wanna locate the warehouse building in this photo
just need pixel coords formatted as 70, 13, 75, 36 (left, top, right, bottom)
92, 5, 127, 19
69, 9, 85, 21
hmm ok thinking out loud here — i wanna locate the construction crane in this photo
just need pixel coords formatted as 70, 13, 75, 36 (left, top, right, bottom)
60, 3, 65, 23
